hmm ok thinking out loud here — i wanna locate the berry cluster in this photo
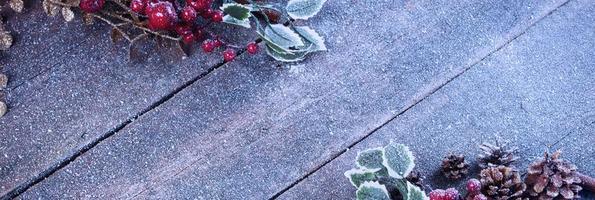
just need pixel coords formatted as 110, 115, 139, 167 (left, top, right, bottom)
465, 179, 487, 200
429, 188, 460, 200
78, 0, 260, 62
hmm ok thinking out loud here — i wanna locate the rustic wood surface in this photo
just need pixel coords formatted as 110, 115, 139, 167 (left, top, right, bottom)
0, 0, 593, 199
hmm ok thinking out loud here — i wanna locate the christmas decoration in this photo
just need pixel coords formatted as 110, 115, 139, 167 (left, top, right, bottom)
345, 142, 428, 200
34, 0, 327, 62
429, 188, 460, 200
524, 150, 582, 199
479, 166, 526, 200
441, 153, 469, 180
477, 141, 519, 169
406, 170, 424, 189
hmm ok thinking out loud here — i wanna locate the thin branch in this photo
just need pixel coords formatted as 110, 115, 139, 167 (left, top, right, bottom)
107, 0, 143, 22
100, 11, 181, 41
92, 14, 132, 41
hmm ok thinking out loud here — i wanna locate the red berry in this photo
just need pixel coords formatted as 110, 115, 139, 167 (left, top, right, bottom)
188, 0, 209, 11
211, 10, 223, 22
129, 0, 146, 14
472, 194, 487, 200
222, 49, 235, 62
429, 189, 446, 200
182, 33, 195, 44
147, 2, 178, 30
247, 42, 258, 54
193, 28, 204, 41
201, 8, 213, 18
201, 40, 215, 53
444, 188, 459, 200
79, 0, 105, 13
180, 6, 197, 23
213, 39, 223, 47
175, 24, 193, 35
466, 179, 481, 194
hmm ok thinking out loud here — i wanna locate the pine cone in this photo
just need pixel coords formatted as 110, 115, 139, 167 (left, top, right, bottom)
525, 151, 582, 199
480, 166, 527, 200
406, 170, 424, 189
441, 153, 469, 180
477, 141, 519, 169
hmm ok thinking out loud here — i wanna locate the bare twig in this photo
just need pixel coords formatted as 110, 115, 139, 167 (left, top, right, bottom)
92, 14, 132, 41
100, 11, 181, 41
107, 0, 143, 22
128, 33, 148, 59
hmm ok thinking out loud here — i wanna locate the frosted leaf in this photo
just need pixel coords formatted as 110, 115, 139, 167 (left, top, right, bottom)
286, 0, 327, 20
356, 182, 391, 200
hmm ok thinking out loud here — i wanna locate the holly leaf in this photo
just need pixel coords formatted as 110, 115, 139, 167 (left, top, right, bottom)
294, 26, 327, 51
286, 0, 327, 20
265, 24, 304, 48
406, 182, 428, 200
382, 142, 415, 179
344, 168, 379, 188
222, 15, 251, 28
356, 147, 385, 170
356, 182, 391, 200
221, 3, 251, 20
265, 45, 308, 62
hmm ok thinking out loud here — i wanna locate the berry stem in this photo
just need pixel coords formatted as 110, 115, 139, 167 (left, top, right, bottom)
106, 0, 144, 21
100, 11, 181, 41
91, 14, 132, 41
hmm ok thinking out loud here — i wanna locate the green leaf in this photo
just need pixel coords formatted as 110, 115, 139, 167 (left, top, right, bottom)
221, 3, 252, 20
265, 24, 304, 48
222, 15, 251, 28
286, 0, 327, 20
257, 30, 294, 55
344, 168, 379, 188
356, 147, 385, 170
294, 26, 327, 51
382, 142, 415, 179
265, 45, 308, 62
406, 182, 428, 200
356, 182, 391, 200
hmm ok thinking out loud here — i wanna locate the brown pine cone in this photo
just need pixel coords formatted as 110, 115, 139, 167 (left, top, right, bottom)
480, 166, 527, 200
441, 153, 469, 180
525, 151, 582, 199
477, 141, 519, 169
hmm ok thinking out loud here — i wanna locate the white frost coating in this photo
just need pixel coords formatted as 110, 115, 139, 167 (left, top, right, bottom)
382, 142, 415, 179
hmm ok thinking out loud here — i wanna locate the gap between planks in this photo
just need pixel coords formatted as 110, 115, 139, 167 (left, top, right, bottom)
0, 46, 251, 200
268, 0, 573, 199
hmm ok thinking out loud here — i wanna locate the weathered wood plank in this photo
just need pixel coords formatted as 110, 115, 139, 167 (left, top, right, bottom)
18, 0, 572, 199
0, 3, 255, 197
279, 0, 595, 198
